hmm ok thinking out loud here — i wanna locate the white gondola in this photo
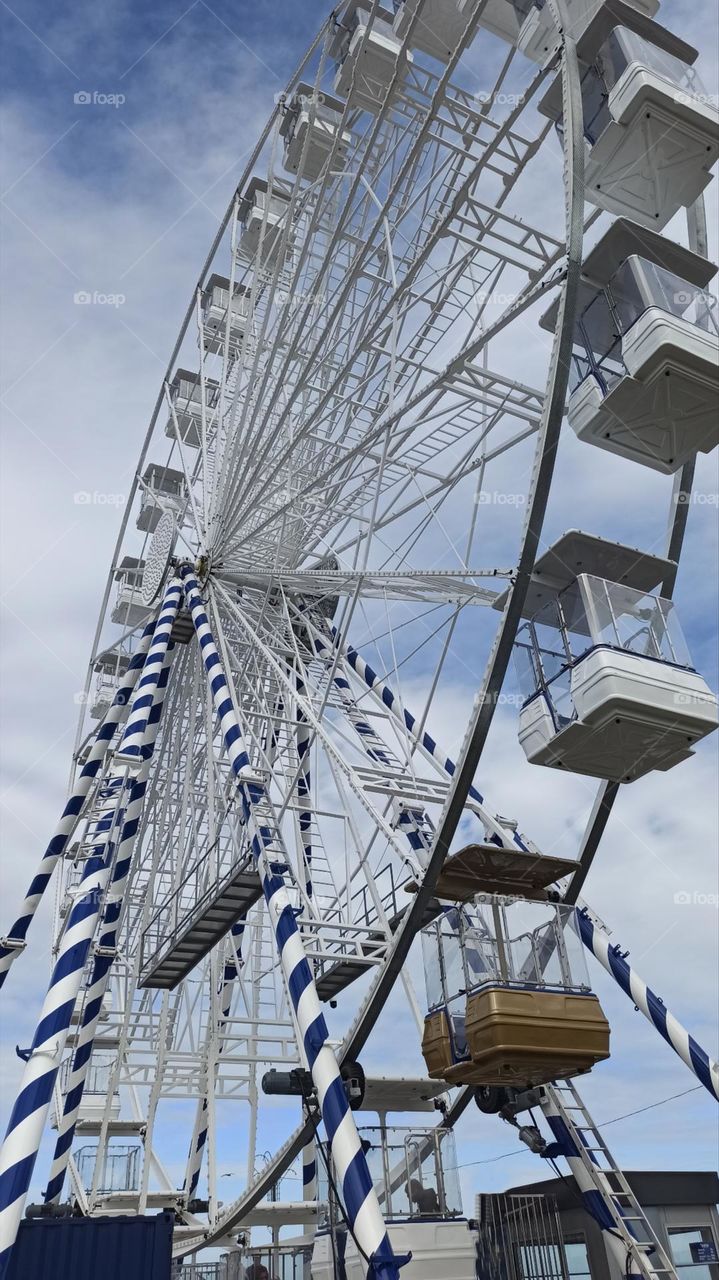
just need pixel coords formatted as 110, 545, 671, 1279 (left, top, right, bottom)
137, 463, 186, 533
540, 218, 719, 472
508, 532, 718, 782
468, 0, 524, 45
55, 1053, 121, 1127
89, 673, 117, 720
90, 648, 129, 720
236, 176, 293, 268
280, 83, 351, 180
74, 1144, 140, 1199
342, 1127, 475, 1279
514, 0, 658, 65
199, 273, 250, 355
539, 6, 719, 228
111, 556, 148, 627
164, 368, 219, 449
333, 3, 413, 115
394, 0, 523, 53
392, 0, 481, 62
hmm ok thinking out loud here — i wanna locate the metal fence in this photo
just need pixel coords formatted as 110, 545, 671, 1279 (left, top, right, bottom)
177, 1244, 312, 1280
475, 1192, 571, 1280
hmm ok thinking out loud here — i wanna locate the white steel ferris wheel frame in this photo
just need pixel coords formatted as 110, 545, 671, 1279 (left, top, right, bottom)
2, 0, 715, 1271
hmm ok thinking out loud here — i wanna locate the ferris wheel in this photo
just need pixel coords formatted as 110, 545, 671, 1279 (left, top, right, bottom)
1, 1, 718, 1278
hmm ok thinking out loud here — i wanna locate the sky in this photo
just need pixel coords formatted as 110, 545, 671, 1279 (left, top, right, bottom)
0, 0, 718, 1238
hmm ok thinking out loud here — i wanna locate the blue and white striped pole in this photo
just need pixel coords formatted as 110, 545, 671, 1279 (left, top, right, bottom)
394, 804, 432, 871
43, 649, 175, 1204
0, 795, 122, 1273
114, 580, 182, 767
310, 638, 431, 877
322, 655, 393, 770
296, 677, 313, 900
179, 565, 403, 1280
185, 689, 285, 1204
302, 1118, 318, 1204
184, 921, 245, 1202
294, 680, 319, 1212
334, 631, 484, 795
0, 581, 181, 1272
0, 622, 157, 991
185, 1094, 210, 1206
311, 626, 526, 849
540, 1090, 655, 1279
575, 909, 719, 1102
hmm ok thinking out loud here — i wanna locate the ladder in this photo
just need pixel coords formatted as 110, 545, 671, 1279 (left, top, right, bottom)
295, 809, 338, 909
543, 1080, 678, 1280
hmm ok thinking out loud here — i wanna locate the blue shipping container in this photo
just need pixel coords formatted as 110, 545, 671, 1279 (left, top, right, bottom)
6, 1211, 173, 1279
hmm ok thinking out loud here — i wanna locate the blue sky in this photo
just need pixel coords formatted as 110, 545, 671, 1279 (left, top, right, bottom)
0, 0, 717, 1234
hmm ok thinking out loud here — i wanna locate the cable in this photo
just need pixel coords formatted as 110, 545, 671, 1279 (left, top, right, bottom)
599, 1085, 701, 1127
457, 1148, 526, 1169
457, 1083, 703, 1169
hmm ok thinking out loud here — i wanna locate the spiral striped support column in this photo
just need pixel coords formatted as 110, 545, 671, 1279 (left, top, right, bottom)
43, 649, 175, 1205
540, 1091, 656, 1279
322, 652, 393, 770
296, 677, 313, 900
314, 626, 528, 853
311, 629, 489, 877
311, 641, 433, 888
0, 620, 157, 992
184, 921, 246, 1202
185, 1095, 209, 1205
114, 579, 182, 767
302, 1113, 318, 1203
334, 631, 483, 794
294, 680, 319, 1211
0, 790, 124, 1274
394, 804, 433, 871
0, 579, 183, 1271
184, 690, 284, 1203
221, 922, 245, 1014
576, 909, 719, 1101
179, 566, 403, 1280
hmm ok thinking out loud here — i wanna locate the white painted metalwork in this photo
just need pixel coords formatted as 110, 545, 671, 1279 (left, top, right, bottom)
3, 0, 716, 1274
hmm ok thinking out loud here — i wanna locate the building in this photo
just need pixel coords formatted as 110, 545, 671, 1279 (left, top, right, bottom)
480, 1172, 719, 1280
